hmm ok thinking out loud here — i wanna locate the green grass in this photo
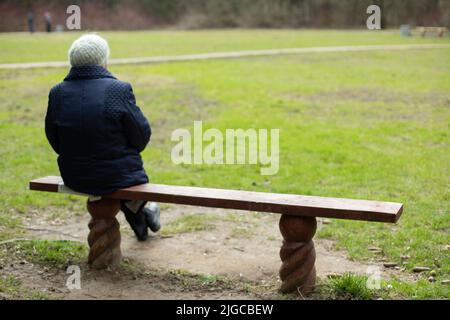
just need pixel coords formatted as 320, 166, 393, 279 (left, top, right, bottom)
383, 278, 449, 300
161, 213, 217, 236
0, 30, 449, 299
230, 226, 255, 238
0, 29, 449, 63
323, 273, 375, 300
320, 273, 450, 300
12, 240, 88, 268
0, 275, 51, 300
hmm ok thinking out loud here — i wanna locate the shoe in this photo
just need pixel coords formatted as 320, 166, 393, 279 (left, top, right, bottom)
121, 202, 148, 241
144, 202, 161, 233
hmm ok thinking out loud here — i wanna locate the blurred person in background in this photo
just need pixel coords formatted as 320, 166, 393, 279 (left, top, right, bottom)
44, 11, 52, 32
27, 9, 34, 33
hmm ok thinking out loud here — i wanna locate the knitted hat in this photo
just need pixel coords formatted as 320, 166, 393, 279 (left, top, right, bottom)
68, 34, 110, 67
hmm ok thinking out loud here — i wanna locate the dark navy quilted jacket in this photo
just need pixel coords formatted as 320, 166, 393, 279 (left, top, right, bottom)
45, 65, 151, 195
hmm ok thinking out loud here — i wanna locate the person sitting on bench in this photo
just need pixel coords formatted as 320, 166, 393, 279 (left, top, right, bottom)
44, 34, 160, 241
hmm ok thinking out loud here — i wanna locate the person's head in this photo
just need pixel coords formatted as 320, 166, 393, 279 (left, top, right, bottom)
68, 34, 110, 68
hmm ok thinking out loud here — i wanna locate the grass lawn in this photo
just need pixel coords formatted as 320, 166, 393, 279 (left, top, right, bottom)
0, 30, 449, 299
0, 29, 448, 63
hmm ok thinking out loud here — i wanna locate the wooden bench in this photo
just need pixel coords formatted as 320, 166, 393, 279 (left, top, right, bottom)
416, 26, 448, 37
29, 176, 403, 294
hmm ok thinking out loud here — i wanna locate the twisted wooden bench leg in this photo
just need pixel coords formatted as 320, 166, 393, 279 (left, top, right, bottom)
279, 215, 317, 295
86, 198, 122, 269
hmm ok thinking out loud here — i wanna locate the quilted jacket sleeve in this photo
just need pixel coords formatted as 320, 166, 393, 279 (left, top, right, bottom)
45, 85, 60, 154
121, 82, 151, 152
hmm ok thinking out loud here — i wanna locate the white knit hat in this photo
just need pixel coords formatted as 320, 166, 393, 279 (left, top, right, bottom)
68, 34, 110, 67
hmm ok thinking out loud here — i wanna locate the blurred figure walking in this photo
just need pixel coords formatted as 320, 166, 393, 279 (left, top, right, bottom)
27, 10, 34, 33
44, 11, 52, 32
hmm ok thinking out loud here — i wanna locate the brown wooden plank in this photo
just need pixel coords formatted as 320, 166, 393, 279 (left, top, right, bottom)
29, 176, 61, 192
29, 176, 403, 223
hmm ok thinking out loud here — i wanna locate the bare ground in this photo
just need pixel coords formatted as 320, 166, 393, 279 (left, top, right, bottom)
4, 204, 407, 299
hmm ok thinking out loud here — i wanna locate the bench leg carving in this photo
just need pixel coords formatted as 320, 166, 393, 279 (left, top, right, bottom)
279, 214, 317, 295
86, 198, 122, 269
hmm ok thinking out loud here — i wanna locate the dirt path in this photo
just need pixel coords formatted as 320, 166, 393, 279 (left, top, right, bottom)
1, 44, 449, 69
14, 204, 405, 299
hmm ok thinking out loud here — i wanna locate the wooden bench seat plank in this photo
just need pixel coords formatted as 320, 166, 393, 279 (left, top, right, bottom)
29, 176, 403, 223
